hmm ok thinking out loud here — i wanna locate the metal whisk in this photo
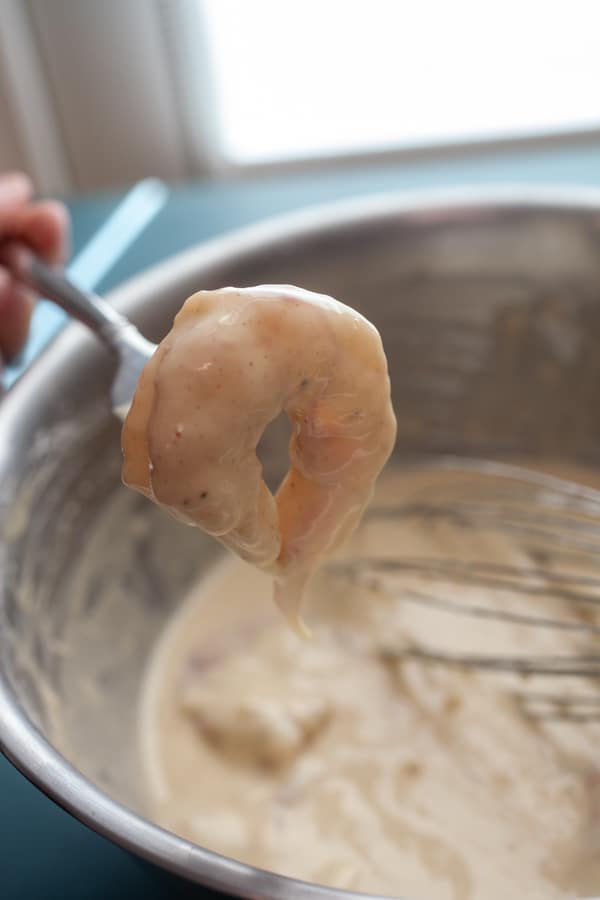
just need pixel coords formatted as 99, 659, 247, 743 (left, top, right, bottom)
329, 458, 600, 722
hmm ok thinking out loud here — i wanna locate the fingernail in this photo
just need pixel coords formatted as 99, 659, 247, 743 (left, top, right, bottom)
0, 172, 31, 204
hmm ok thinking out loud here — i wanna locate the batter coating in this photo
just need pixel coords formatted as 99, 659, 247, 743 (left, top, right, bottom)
122, 285, 396, 623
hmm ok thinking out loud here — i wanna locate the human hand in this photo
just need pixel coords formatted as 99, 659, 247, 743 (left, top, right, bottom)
0, 172, 69, 360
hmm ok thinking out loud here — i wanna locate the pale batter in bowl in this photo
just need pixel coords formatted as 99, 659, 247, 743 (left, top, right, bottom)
139, 464, 600, 900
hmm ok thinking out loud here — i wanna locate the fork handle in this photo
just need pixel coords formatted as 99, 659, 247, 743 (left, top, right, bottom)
0, 241, 130, 351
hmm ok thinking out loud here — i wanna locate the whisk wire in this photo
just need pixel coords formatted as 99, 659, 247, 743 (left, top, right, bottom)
336, 458, 600, 722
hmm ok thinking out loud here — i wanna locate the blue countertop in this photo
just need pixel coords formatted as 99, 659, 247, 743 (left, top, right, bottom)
3, 138, 600, 898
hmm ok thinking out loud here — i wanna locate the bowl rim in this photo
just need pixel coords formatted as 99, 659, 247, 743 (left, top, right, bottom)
3, 184, 600, 900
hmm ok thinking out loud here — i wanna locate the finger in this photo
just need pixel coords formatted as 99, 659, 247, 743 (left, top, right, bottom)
0, 172, 32, 231
13, 200, 70, 264
0, 267, 35, 359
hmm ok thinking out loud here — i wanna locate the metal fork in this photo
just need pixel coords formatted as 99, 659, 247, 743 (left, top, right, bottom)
0, 242, 156, 419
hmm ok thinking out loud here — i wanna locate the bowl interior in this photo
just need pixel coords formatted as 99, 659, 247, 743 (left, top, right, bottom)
3, 196, 600, 837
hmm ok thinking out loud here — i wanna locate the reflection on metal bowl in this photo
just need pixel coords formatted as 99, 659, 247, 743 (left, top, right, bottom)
3, 188, 600, 899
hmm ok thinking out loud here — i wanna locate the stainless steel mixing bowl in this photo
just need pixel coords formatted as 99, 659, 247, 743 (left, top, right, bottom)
2, 188, 600, 900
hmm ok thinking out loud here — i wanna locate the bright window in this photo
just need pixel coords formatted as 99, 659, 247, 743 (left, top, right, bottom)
200, 0, 600, 165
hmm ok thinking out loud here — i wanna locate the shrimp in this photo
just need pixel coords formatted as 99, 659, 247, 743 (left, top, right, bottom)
121, 285, 396, 629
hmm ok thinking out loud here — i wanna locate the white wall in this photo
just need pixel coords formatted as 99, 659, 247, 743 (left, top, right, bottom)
0, 0, 72, 192
0, 0, 193, 194
0, 73, 23, 172
28, 0, 187, 191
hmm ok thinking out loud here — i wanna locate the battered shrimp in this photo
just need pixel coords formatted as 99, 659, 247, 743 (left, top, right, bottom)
122, 285, 396, 627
